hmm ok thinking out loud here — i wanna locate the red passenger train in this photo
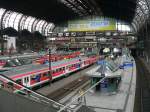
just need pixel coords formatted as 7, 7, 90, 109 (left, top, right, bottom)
0, 56, 98, 89
35, 51, 81, 64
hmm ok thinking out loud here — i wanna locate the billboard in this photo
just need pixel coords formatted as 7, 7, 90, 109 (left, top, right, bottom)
68, 18, 116, 31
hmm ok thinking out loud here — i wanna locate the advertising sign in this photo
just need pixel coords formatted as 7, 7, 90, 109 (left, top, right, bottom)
68, 18, 116, 31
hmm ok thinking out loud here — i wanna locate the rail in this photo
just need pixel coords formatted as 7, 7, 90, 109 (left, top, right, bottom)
0, 74, 73, 111
58, 77, 106, 112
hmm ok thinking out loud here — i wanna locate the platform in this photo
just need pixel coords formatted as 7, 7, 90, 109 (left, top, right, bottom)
84, 60, 136, 112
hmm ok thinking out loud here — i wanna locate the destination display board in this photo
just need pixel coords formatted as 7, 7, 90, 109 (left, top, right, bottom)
68, 18, 116, 32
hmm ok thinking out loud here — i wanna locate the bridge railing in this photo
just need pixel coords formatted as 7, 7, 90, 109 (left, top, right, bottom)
57, 77, 106, 112
0, 74, 73, 112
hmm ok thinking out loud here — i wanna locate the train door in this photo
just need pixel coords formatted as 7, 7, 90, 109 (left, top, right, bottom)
65, 65, 69, 73
79, 59, 82, 68
23, 76, 30, 87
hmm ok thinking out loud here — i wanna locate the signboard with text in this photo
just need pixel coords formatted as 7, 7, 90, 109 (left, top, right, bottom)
68, 18, 116, 32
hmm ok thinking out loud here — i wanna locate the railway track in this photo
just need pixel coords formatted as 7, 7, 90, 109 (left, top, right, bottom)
47, 76, 90, 101
134, 58, 150, 112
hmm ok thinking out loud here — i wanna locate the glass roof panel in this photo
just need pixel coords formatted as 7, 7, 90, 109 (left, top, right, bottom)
3, 11, 12, 29
7, 12, 18, 29
19, 16, 27, 30
35, 20, 43, 31
0, 8, 54, 36
132, 0, 149, 31
45, 24, 53, 36
0, 8, 6, 27
138, 0, 149, 14
13, 13, 23, 31
27, 17, 35, 32
38, 20, 45, 33
23, 16, 32, 30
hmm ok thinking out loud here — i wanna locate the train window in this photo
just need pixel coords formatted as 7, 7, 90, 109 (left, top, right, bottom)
7, 82, 13, 87
43, 72, 49, 77
51, 70, 54, 74
52, 70, 56, 74
68, 65, 71, 68
24, 77, 29, 83
24, 78, 26, 83
16, 79, 22, 85
55, 69, 57, 73
27, 77, 29, 82
35, 74, 41, 82
63, 67, 65, 70
66, 66, 69, 69
31, 75, 36, 80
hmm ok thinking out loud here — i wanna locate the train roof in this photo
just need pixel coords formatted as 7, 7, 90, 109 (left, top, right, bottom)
0, 53, 41, 60
0, 57, 89, 79
0, 64, 48, 79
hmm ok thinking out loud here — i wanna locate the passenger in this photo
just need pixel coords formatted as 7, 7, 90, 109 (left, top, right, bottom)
36, 74, 41, 82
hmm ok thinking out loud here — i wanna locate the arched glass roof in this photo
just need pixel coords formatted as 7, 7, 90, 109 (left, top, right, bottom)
60, 0, 150, 32
0, 0, 149, 34
0, 8, 54, 36
132, 0, 150, 32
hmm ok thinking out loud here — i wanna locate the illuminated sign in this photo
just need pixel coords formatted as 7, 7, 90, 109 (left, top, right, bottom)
68, 18, 116, 31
